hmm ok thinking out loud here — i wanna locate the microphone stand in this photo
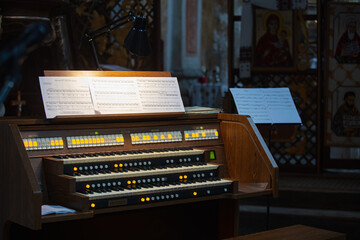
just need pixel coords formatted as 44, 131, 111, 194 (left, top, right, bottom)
0, 49, 23, 116
0, 21, 50, 116
85, 12, 135, 70
0, 61, 21, 108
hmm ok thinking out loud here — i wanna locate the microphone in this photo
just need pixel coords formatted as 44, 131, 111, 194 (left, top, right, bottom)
0, 21, 51, 67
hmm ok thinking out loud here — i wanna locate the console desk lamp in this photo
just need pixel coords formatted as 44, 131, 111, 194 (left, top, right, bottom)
86, 12, 151, 70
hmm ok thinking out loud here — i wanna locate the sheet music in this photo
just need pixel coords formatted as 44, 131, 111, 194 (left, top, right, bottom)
88, 77, 185, 114
39, 77, 95, 118
230, 88, 301, 124
89, 77, 141, 114
39, 76, 185, 118
136, 77, 184, 112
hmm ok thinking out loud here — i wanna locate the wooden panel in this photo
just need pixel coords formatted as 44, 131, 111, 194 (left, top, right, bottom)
218, 113, 278, 197
10, 200, 236, 240
43, 70, 171, 77
0, 124, 42, 235
50, 112, 186, 122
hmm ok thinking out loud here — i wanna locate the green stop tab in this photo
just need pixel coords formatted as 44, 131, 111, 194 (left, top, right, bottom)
209, 151, 216, 160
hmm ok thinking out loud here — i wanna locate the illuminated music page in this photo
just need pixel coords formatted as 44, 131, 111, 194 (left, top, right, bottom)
39, 76, 185, 118
89, 77, 141, 114
39, 77, 94, 118
136, 77, 185, 112
88, 77, 185, 114
230, 88, 301, 124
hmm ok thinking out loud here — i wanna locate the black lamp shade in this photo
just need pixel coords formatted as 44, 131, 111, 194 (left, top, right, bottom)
124, 16, 151, 57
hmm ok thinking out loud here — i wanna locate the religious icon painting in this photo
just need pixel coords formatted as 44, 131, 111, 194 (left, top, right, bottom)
326, 2, 360, 146
332, 9, 360, 64
252, 7, 296, 71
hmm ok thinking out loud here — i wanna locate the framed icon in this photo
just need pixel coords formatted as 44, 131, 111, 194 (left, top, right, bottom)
325, 2, 360, 146
252, 7, 296, 71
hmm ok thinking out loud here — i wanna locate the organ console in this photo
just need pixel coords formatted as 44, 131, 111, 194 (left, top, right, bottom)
0, 71, 278, 240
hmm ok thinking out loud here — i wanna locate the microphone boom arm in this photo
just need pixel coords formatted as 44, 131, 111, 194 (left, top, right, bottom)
86, 12, 136, 70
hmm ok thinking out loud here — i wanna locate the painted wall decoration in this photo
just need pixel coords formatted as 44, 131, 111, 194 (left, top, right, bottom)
186, 0, 198, 57
253, 8, 295, 70
238, 1, 307, 83
326, 2, 360, 146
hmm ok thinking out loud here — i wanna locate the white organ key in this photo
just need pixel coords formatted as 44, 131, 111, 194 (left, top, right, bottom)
72, 164, 219, 182
51, 148, 204, 164
77, 179, 233, 201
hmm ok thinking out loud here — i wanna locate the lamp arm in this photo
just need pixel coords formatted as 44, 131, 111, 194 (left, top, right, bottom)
85, 12, 135, 70
88, 12, 135, 40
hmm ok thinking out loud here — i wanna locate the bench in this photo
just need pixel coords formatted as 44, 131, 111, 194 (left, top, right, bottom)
224, 224, 346, 240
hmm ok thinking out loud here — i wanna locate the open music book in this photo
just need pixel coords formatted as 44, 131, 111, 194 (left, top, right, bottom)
39, 76, 185, 118
230, 87, 301, 124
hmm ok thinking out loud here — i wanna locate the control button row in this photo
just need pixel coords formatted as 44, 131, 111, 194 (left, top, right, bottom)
23, 137, 64, 151
184, 129, 219, 141
67, 134, 124, 148
131, 131, 182, 145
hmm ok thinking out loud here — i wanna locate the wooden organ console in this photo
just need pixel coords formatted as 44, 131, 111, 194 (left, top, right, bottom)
0, 71, 278, 240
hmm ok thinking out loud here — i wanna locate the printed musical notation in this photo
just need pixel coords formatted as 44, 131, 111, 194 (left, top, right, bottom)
39, 77, 94, 118
230, 88, 302, 124
89, 77, 141, 114
137, 78, 184, 112
39, 77, 185, 118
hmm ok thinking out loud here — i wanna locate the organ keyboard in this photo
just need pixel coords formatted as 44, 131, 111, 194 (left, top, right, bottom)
0, 112, 278, 239
44, 145, 233, 211
0, 71, 278, 240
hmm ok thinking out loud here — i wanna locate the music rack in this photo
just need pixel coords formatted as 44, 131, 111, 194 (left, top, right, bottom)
0, 71, 278, 240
